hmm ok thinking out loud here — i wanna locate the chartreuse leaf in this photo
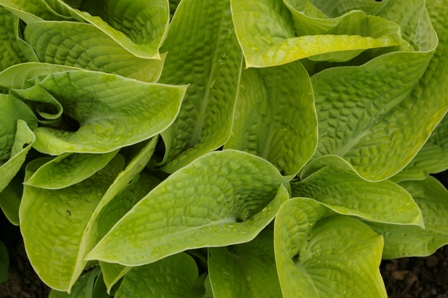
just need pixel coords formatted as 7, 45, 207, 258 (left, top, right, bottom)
208, 228, 282, 298
0, 120, 35, 193
368, 177, 448, 259
224, 61, 317, 176
231, 0, 401, 67
48, 267, 103, 298
297, 0, 387, 17
20, 156, 124, 291
391, 113, 448, 182
86, 150, 289, 266
14, 70, 186, 155
0, 0, 65, 23
274, 198, 386, 298
292, 167, 423, 226
0, 175, 22, 225
305, 2, 441, 181
57, 0, 170, 59
115, 253, 205, 297
0, 241, 8, 284
24, 150, 119, 189
0, 6, 26, 72
23, 21, 166, 82
157, 0, 242, 173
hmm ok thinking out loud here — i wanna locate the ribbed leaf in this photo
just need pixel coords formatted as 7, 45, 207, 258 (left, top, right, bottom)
0, 6, 26, 72
225, 61, 317, 176
23, 21, 165, 82
86, 150, 289, 266
157, 0, 242, 172
274, 198, 386, 298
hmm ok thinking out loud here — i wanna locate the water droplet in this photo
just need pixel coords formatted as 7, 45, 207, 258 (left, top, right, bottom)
114, 136, 121, 142
223, 271, 229, 275
246, 276, 252, 282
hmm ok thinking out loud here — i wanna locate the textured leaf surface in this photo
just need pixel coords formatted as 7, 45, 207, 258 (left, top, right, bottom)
48, 267, 102, 298
115, 253, 205, 297
23, 21, 165, 82
20, 156, 124, 291
208, 229, 282, 298
158, 0, 242, 172
231, 0, 401, 67
18, 70, 186, 155
0, 6, 26, 72
307, 0, 446, 181
274, 198, 386, 298
25, 150, 119, 189
0, 0, 64, 23
59, 0, 170, 59
368, 177, 448, 259
292, 167, 423, 226
86, 150, 289, 266
225, 61, 317, 175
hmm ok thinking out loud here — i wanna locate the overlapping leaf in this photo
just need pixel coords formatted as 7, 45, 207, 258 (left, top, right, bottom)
231, 0, 402, 67
86, 150, 289, 266
225, 61, 317, 176
274, 198, 386, 298
208, 229, 283, 298
115, 253, 205, 297
157, 0, 242, 172
0, 6, 26, 71
12, 70, 186, 155
292, 167, 423, 226
368, 177, 448, 259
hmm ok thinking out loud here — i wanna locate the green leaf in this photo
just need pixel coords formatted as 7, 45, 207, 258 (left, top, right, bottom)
0, 241, 8, 284
231, 0, 402, 67
17, 70, 186, 155
0, 0, 65, 23
115, 253, 205, 297
0, 174, 22, 225
208, 229, 282, 298
274, 198, 386, 298
0, 6, 26, 72
306, 7, 440, 181
58, 0, 170, 59
20, 156, 124, 291
23, 21, 166, 82
24, 150, 119, 189
157, 0, 243, 173
368, 177, 448, 259
0, 119, 36, 194
292, 167, 423, 226
224, 61, 317, 176
49, 267, 102, 298
86, 150, 289, 266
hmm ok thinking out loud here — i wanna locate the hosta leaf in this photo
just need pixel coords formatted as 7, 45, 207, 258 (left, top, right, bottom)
24, 150, 119, 189
23, 21, 165, 82
306, 1, 441, 181
0, 175, 22, 225
20, 156, 124, 291
0, 6, 26, 72
368, 177, 448, 259
231, 0, 401, 67
157, 0, 242, 173
115, 253, 205, 297
297, 0, 387, 17
208, 229, 282, 298
86, 150, 289, 266
292, 167, 423, 226
15, 70, 186, 155
0, 0, 65, 23
274, 198, 386, 298
58, 0, 170, 59
0, 120, 36, 194
225, 61, 317, 176
391, 113, 448, 182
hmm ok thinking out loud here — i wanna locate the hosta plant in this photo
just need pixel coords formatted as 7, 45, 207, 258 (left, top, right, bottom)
0, 0, 447, 297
